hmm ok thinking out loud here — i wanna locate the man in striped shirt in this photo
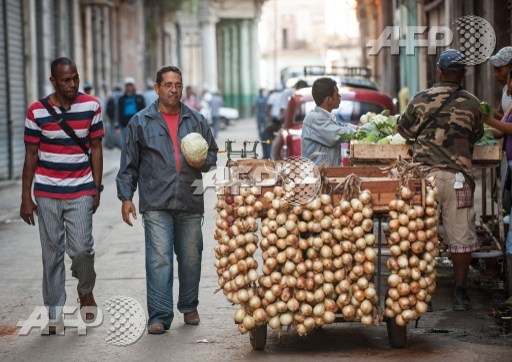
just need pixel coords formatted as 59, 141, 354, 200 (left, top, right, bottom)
20, 57, 104, 334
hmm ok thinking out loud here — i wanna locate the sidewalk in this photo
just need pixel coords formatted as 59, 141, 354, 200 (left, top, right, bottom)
0, 148, 122, 224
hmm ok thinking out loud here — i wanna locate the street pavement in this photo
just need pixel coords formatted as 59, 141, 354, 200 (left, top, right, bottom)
0, 118, 511, 361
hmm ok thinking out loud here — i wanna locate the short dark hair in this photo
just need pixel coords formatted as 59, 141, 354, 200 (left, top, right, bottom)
156, 65, 182, 85
312, 77, 337, 106
51, 57, 75, 77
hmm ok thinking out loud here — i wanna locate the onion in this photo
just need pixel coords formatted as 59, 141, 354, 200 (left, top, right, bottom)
287, 298, 300, 312
397, 282, 410, 296
314, 288, 325, 303
304, 317, 316, 330
242, 315, 256, 330
342, 305, 356, 320
415, 301, 428, 314
234, 307, 246, 323
350, 198, 363, 212
313, 303, 326, 317
360, 299, 373, 314
388, 273, 401, 288
268, 315, 281, 329
364, 286, 377, 299
395, 314, 406, 327
279, 313, 293, 326
252, 308, 267, 323
323, 311, 336, 324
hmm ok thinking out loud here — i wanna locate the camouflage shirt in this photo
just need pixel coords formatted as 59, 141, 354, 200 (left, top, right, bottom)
397, 82, 483, 190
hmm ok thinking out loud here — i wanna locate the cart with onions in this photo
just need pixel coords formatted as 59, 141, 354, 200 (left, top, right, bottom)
213, 140, 454, 350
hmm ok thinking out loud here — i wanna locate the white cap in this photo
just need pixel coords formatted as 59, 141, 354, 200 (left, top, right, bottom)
124, 77, 135, 85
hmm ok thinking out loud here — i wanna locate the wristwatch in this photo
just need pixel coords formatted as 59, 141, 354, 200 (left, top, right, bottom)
95, 184, 104, 193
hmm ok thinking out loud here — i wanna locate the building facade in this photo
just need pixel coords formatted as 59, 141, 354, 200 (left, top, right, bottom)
356, 0, 512, 111
0, 0, 265, 181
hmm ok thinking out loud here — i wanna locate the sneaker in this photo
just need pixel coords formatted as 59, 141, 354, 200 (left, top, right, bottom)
147, 322, 166, 334
453, 286, 471, 311
184, 309, 200, 325
78, 291, 97, 322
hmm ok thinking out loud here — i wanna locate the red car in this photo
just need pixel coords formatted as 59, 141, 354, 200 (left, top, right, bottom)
271, 86, 396, 165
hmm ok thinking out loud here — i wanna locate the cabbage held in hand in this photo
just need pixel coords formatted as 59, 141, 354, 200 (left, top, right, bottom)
181, 133, 208, 166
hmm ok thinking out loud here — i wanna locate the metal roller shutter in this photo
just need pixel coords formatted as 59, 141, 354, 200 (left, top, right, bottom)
6, 0, 26, 179
0, 3, 8, 180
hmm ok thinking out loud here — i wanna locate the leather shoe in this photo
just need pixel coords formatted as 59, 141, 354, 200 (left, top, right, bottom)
78, 291, 97, 322
147, 322, 166, 334
184, 309, 200, 325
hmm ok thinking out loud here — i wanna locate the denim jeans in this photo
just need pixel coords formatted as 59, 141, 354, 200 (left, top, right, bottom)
142, 210, 204, 327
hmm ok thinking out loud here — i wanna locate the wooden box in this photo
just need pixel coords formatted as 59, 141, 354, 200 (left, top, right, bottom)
349, 143, 502, 165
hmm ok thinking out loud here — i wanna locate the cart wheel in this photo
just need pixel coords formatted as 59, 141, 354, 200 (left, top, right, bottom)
250, 324, 267, 350
386, 318, 407, 348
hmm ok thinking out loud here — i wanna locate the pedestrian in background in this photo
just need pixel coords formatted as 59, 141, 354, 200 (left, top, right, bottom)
183, 85, 201, 111
105, 84, 123, 149
397, 49, 483, 311
482, 68, 512, 304
301, 77, 356, 166
252, 88, 270, 158
143, 80, 159, 107
20, 57, 104, 333
209, 88, 224, 137
118, 77, 145, 146
489, 46, 512, 119
83, 82, 94, 95
116, 65, 218, 334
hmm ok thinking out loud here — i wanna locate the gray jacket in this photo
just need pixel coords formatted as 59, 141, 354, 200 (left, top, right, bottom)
301, 106, 356, 166
116, 101, 218, 213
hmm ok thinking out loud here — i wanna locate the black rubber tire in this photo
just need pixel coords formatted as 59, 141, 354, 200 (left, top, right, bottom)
250, 324, 267, 351
386, 318, 407, 348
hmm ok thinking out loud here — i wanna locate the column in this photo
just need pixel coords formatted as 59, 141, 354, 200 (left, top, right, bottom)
199, 0, 218, 91
83, 5, 94, 87
239, 19, 251, 118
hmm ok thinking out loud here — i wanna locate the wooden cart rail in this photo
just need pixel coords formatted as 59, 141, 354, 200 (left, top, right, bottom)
350, 143, 502, 165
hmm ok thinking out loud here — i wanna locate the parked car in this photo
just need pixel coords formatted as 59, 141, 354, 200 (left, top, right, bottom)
271, 86, 396, 165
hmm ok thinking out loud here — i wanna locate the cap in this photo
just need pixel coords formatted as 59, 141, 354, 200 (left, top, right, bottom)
437, 49, 465, 72
489, 46, 512, 68
83, 82, 93, 90
124, 77, 135, 85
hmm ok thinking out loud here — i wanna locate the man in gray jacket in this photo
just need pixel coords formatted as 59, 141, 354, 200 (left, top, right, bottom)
116, 65, 218, 334
301, 77, 356, 166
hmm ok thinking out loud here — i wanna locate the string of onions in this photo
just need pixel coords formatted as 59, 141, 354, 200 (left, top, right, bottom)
214, 186, 262, 334
385, 177, 439, 326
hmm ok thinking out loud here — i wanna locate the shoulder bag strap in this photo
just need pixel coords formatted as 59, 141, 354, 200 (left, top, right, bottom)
414, 86, 463, 139
39, 96, 91, 161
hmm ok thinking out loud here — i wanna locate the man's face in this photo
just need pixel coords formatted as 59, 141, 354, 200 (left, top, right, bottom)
155, 71, 183, 110
125, 83, 135, 96
50, 64, 79, 101
493, 65, 512, 85
329, 85, 341, 110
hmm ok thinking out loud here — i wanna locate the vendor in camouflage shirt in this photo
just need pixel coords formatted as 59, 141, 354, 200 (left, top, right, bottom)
398, 65, 484, 191
397, 49, 483, 312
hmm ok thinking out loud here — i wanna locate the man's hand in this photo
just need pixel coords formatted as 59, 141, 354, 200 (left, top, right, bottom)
186, 158, 206, 169
20, 198, 38, 225
121, 200, 137, 226
92, 190, 100, 214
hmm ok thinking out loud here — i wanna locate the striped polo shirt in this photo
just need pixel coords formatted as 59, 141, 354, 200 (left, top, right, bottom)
24, 93, 104, 199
